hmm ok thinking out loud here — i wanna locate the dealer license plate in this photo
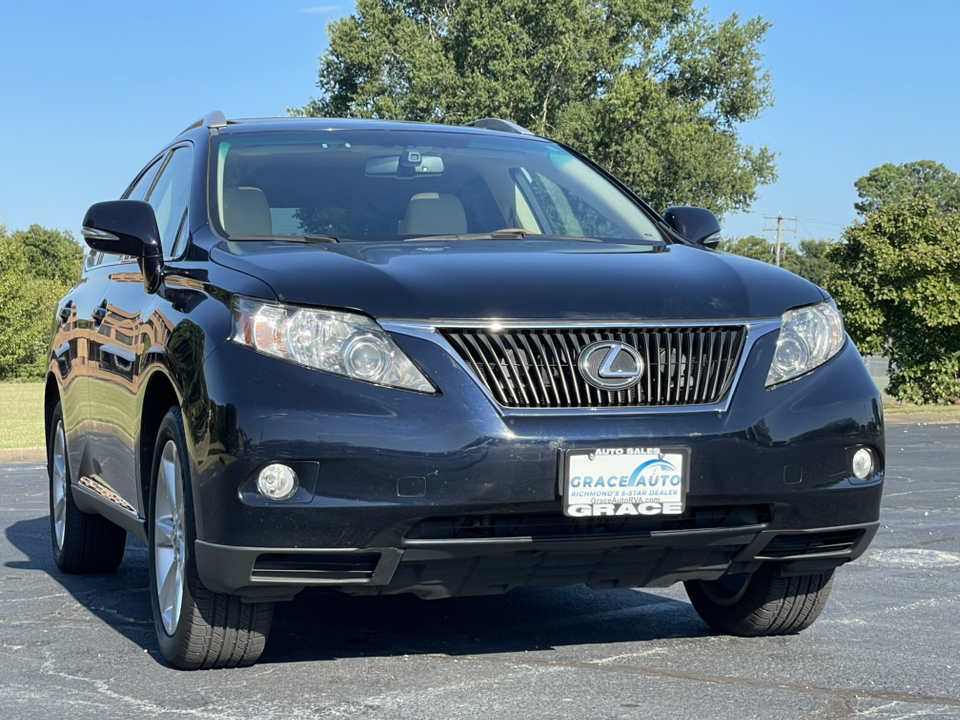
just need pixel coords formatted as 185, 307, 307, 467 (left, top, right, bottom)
563, 447, 688, 518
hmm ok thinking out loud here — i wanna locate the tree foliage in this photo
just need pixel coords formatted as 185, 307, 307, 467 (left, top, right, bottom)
790, 239, 837, 288
0, 224, 83, 380
854, 160, 960, 216
296, 0, 777, 218
719, 235, 835, 287
824, 196, 960, 404
0, 238, 61, 379
11, 225, 84, 286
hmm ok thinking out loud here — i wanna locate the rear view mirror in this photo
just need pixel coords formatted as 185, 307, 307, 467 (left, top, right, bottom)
365, 152, 444, 177
664, 206, 721, 248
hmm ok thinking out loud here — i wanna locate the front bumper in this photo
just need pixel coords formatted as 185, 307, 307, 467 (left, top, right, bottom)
193, 329, 884, 601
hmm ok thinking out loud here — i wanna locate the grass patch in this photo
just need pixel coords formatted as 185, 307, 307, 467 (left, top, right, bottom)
883, 402, 960, 415
0, 381, 45, 449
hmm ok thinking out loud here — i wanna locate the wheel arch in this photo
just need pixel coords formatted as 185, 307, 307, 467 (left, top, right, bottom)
138, 371, 182, 529
44, 374, 62, 450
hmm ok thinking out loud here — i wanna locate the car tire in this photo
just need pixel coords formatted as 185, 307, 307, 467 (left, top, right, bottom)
48, 401, 126, 574
684, 563, 835, 636
148, 407, 273, 669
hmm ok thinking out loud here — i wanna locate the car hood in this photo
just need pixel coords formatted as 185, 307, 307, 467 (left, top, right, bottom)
210, 239, 826, 321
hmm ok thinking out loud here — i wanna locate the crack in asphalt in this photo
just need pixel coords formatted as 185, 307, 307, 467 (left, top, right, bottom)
913, 535, 960, 548
800, 693, 860, 720
452, 653, 960, 709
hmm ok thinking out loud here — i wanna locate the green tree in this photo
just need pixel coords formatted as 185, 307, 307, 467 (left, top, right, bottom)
824, 196, 960, 404
788, 239, 835, 288
296, 0, 777, 218
720, 235, 782, 263
0, 236, 64, 379
718, 235, 837, 286
11, 224, 84, 286
0, 222, 82, 379
854, 160, 960, 215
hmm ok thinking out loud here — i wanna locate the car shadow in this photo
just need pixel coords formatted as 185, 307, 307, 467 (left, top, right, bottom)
5, 516, 712, 667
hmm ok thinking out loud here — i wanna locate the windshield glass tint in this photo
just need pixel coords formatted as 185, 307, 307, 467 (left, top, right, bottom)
211, 130, 663, 243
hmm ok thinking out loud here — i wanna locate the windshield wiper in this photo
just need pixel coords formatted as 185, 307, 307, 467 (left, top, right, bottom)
403, 230, 602, 243
228, 234, 339, 244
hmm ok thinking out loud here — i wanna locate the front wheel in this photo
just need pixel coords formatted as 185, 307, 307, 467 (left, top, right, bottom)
684, 563, 835, 636
149, 407, 273, 669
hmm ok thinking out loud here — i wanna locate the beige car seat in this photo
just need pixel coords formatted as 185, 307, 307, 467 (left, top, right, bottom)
223, 187, 273, 236
399, 192, 468, 235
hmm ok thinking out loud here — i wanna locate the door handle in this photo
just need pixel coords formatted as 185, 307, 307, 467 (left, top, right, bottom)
58, 301, 73, 325
92, 300, 108, 325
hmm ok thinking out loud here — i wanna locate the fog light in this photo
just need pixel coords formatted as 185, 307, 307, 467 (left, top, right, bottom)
257, 464, 299, 501
852, 448, 874, 480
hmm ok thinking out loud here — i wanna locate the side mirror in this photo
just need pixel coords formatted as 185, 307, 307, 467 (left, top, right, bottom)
81, 200, 162, 256
81, 200, 164, 293
664, 206, 721, 249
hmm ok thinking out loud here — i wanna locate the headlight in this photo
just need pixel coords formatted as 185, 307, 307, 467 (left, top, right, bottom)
232, 296, 435, 393
765, 301, 845, 387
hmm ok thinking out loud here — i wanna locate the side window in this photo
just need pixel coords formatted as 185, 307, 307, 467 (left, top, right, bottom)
146, 146, 194, 258
84, 248, 103, 270
90, 156, 166, 267
124, 155, 166, 201
517, 167, 628, 240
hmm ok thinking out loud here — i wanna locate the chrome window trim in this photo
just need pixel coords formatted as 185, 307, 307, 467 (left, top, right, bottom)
382, 318, 782, 416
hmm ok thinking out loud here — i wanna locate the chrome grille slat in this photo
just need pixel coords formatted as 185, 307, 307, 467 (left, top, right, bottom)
580, 331, 596, 407
461, 332, 510, 405
684, 331, 695, 404
563, 331, 584, 406
516, 332, 552, 406
484, 332, 523, 405
720, 330, 747, 398
497, 332, 531, 406
541, 332, 569, 406
641, 330, 653, 405
699, 331, 716, 403
441, 325, 747, 410
708, 331, 725, 401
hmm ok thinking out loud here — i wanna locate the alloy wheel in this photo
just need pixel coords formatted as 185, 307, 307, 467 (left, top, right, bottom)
153, 439, 186, 636
51, 420, 68, 550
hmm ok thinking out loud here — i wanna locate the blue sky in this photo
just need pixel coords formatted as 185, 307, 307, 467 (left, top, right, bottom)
1, 1, 958, 244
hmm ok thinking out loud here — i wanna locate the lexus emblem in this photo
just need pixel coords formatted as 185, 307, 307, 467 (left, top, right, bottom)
578, 342, 645, 390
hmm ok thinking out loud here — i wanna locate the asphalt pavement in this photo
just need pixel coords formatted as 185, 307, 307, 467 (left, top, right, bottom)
1, 424, 959, 719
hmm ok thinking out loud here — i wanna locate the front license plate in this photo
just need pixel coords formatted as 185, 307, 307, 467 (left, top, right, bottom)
563, 447, 688, 518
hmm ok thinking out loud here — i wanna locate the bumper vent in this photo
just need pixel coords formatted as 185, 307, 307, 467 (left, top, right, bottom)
758, 529, 866, 559
441, 325, 746, 409
252, 552, 380, 581
405, 506, 773, 542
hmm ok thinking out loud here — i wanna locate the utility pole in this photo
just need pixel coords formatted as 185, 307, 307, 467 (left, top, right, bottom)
762, 213, 797, 267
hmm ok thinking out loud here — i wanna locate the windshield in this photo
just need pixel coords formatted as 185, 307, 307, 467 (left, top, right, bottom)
210, 129, 664, 244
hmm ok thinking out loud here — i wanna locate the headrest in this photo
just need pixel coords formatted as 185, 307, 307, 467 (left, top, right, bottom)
400, 192, 468, 235
223, 186, 272, 236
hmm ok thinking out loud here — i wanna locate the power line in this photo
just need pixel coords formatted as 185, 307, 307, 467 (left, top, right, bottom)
795, 216, 845, 227
763, 213, 797, 267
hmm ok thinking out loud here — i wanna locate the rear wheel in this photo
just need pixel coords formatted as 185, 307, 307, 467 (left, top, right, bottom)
149, 408, 273, 669
684, 563, 835, 636
48, 402, 126, 573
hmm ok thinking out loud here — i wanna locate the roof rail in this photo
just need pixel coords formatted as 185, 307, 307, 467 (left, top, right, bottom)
179, 111, 228, 136
463, 118, 535, 135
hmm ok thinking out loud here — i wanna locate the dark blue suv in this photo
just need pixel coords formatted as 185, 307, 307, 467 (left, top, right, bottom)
46, 112, 883, 668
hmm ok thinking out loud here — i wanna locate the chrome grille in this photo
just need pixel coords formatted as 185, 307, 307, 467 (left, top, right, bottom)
442, 326, 747, 409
